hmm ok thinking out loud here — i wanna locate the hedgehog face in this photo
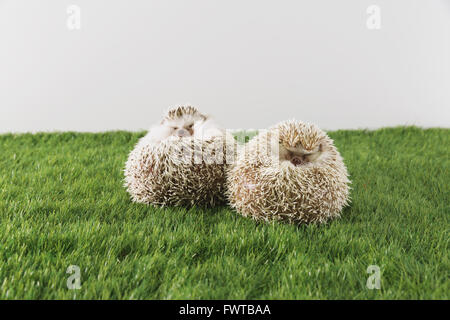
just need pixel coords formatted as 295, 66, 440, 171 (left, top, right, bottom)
280, 144, 323, 166
161, 106, 207, 138
276, 120, 330, 166
162, 115, 204, 137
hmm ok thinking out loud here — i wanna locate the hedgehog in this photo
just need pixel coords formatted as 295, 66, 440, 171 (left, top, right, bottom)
226, 119, 351, 224
124, 105, 236, 207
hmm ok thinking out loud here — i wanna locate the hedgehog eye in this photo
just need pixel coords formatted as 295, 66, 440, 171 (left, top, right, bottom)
171, 126, 178, 130
187, 123, 194, 129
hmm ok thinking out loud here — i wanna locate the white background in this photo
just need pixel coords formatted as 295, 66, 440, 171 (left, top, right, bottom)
0, 0, 449, 132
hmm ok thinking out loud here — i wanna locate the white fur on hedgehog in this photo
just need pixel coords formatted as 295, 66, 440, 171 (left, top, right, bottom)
125, 134, 235, 207
226, 120, 351, 224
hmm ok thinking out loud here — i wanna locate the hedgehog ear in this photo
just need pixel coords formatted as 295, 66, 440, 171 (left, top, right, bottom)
319, 144, 323, 151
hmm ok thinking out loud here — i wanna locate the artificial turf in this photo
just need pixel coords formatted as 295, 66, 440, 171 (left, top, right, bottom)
0, 127, 448, 299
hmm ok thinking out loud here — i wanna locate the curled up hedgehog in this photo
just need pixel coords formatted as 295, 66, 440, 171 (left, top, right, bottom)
124, 105, 236, 207
226, 120, 351, 224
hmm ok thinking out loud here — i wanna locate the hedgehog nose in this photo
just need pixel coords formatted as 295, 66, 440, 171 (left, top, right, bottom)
176, 129, 190, 137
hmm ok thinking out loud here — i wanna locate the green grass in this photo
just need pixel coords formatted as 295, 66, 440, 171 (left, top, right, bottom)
0, 127, 448, 299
